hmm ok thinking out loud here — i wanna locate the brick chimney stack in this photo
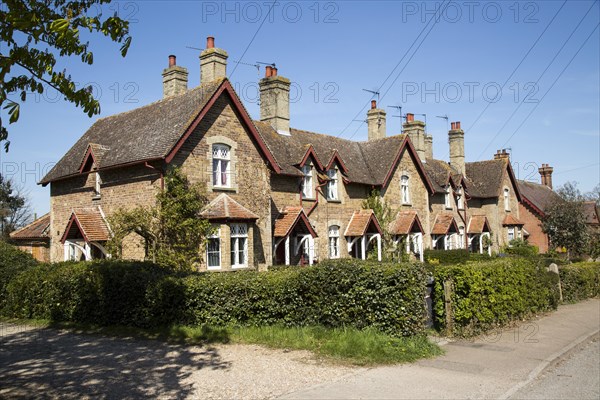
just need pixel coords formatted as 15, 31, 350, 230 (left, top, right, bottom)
162, 55, 188, 98
539, 163, 554, 189
448, 121, 465, 174
493, 149, 510, 161
259, 64, 291, 136
200, 36, 228, 84
367, 100, 386, 141
403, 113, 426, 161
424, 133, 433, 159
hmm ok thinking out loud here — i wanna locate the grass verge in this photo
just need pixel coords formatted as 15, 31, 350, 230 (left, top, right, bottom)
0, 317, 442, 365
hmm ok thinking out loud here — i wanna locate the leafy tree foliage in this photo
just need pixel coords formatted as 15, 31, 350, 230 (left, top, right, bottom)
0, 0, 132, 150
362, 189, 400, 261
107, 168, 212, 269
542, 182, 589, 260
0, 174, 31, 238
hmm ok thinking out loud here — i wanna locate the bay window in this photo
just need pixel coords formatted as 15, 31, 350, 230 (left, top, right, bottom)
230, 223, 248, 268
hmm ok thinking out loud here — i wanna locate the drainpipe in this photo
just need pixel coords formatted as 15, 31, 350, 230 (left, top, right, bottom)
145, 162, 164, 191
307, 180, 328, 217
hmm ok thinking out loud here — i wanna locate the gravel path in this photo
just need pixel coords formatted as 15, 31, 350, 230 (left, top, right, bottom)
0, 323, 362, 399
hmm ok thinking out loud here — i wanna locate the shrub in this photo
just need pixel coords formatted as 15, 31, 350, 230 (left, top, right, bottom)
424, 249, 469, 265
2, 259, 428, 337
559, 262, 600, 303
0, 241, 38, 309
503, 239, 539, 257
432, 258, 559, 336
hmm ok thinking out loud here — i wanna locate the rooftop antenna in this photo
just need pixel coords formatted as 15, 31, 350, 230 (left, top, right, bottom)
256, 61, 276, 68
436, 114, 449, 131
185, 45, 203, 51
362, 89, 380, 102
387, 105, 404, 132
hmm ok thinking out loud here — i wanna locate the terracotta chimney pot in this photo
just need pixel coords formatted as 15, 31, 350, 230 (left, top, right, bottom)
168, 55, 176, 67
206, 36, 215, 49
265, 65, 272, 78
406, 113, 414, 122
371, 100, 377, 109
451, 122, 456, 130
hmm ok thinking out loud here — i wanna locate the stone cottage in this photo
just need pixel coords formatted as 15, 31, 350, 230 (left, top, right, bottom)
40, 36, 528, 268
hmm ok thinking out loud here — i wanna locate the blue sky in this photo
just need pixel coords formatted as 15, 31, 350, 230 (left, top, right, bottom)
1, 0, 599, 216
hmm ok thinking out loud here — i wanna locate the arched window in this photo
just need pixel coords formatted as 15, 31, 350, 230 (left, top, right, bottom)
329, 225, 340, 259
302, 164, 313, 199
230, 223, 248, 268
504, 188, 510, 211
212, 144, 231, 188
326, 168, 338, 200
401, 175, 410, 204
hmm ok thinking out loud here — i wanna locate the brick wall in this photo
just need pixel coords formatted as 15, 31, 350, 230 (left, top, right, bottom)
519, 202, 548, 253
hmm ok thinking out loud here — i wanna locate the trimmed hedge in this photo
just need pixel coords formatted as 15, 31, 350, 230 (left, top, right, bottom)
2, 259, 428, 337
432, 258, 559, 336
560, 262, 600, 303
425, 249, 470, 265
0, 241, 38, 307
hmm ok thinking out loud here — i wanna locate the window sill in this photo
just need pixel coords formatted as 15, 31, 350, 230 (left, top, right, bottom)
327, 199, 342, 203
232, 265, 248, 270
212, 186, 237, 193
92, 195, 102, 201
302, 198, 317, 202
402, 203, 412, 207
207, 266, 221, 271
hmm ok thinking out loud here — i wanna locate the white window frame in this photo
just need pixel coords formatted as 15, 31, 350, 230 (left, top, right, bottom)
206, 228, 221, 270
230, 223, 248, 268
457, 186, 464, 209
329, 225, 340, 259
212, 144, 231, 188
504, 188, 510, 211
326, 168, 338, 201
444, 186, 452, 209
94, 172, 102, 197
507, 226, 515, 242
401, 175, 410, 204
302, 164, 314, 199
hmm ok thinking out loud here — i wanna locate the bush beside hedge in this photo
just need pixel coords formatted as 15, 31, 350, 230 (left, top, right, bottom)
560, 262, 600, 303
0, 241, 38, 307
2, 259, 428, 337
432, 258, 559, 336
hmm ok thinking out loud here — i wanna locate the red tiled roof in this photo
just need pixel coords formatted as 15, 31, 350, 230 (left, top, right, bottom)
200, 194, 258, 221
583, 201, 599, 226
344, 210, 383, 237
502, 214, 524, 226
61, 207, 110, 243
431, 213, 459, 235
468, 215, 491, 234
389, 211, 423, 235
273, 206, 317, 238
9, 213, 50, 240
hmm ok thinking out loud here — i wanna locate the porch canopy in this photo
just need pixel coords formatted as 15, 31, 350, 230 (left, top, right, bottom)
200, 193, 259, 221
60, 207, 110, 260
273, 206, 317, 265
390, 210, 424, 262
431, 213, 459, 250
344, 209, 382, 261
467, 215, 492, 255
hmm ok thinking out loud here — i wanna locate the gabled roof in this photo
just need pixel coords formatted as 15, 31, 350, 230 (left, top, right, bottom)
325, 150, 349, 174
344, 210, 383, 236
465, 159, 521, 200
467, 215, 491, 234
431, 213, 459, 235
79, 143, 110, 173
199, 194, 258, 221
273, 206, 317, 238
502, 214, 524, 226
389, 211, 423, 235
422, 159, 461, 193
9, 213, 50, 240
297, 145, 325, 170
40, 79, 281, 185
60, 207, 110, 243
517, 180, 562, 217
583, 201, 600, 226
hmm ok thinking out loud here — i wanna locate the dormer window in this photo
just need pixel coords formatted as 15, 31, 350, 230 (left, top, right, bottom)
212, 144, 231, 188
401, 175, 410, 204
444, 186, 452, 209
326, 168, 338, 201
504, 188, 510, 211
302, 165, 313, 199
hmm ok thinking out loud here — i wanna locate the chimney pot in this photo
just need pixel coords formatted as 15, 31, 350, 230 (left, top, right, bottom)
272, 67, 278, 76
265, 65, 272, 78
456, 121, 461, 129
451, 122, 456, 130
206, 36, 215, 49
371, 100, 377, 109
406, 113, 414, 122
168, 55, 176, 67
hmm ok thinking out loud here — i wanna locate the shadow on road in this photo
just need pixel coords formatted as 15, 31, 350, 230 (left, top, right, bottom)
0, 324, 230, 398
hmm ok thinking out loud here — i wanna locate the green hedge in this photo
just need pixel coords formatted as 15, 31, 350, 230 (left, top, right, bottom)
560, 262, 600, 303
0, 241, 38, 308
432, 258, 559, 336
2, 259, 428, 337
424, 249, 470, 265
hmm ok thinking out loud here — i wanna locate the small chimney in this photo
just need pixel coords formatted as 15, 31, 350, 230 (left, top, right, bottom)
539, 163, 554, 189
493, 149, 510, 161
367, 100, 386, 141
448, 121, 465, 174
259, 65, 291, 136
200, 36, 228, 84
403, 113, 426, 161
162, 54, 188, 98
424, 133, 433, 159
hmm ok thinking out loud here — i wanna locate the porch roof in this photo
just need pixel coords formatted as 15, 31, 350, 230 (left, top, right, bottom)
200, 193, 258, 221
389, 211, 423, 235
60, 207, 110, 243
467, 215, 491, 234
431, 213, 459, 235
273, 206, 317, 238
344, 210, 383, 237
502, 214, 524, 226
9, 213, 50, 240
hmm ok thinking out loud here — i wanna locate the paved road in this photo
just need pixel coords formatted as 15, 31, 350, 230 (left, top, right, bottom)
509, 334, 599, 400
